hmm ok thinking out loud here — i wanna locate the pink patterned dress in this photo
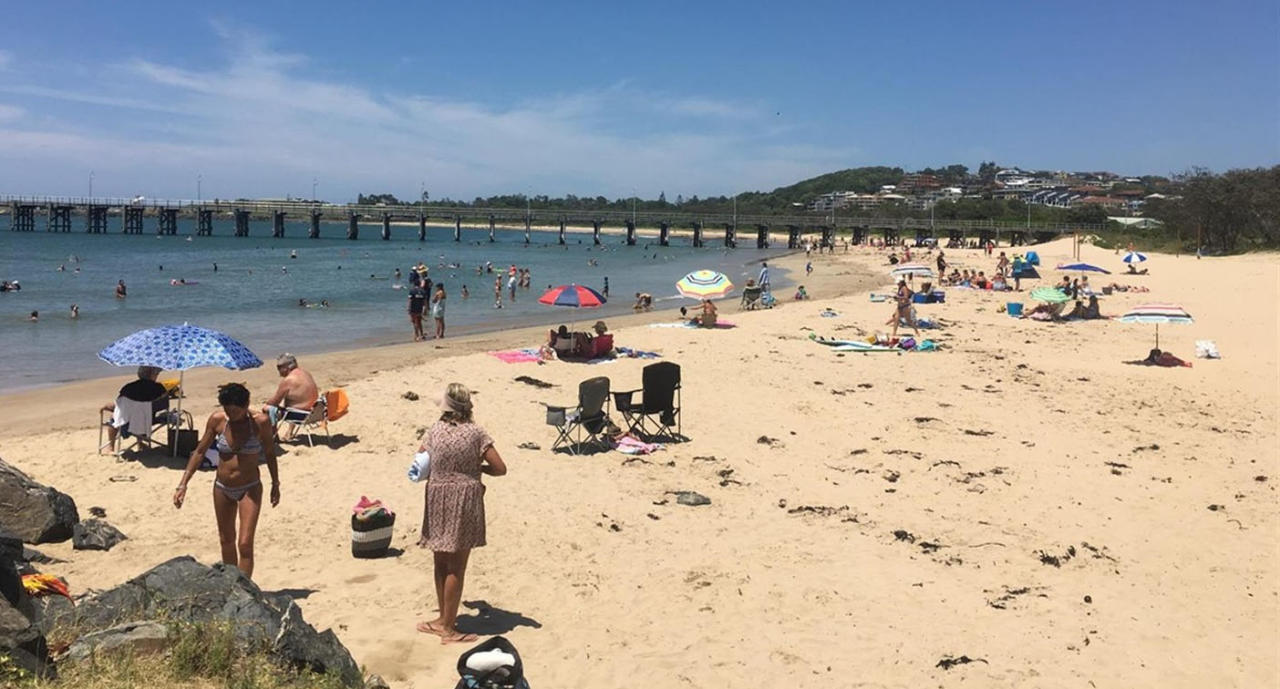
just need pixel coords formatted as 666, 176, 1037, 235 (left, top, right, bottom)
421, 420, 494, 552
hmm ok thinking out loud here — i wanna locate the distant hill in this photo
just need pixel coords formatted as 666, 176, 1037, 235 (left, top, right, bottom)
724, 166, 907, 213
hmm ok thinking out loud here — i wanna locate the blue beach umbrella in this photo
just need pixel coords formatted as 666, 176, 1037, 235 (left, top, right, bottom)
1055, 262, 1111, 274
99, 323, 263, 455
1123, 251, 1148, 264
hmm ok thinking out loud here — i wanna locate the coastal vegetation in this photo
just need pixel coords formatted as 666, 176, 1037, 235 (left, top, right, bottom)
353, 163, 1276, 254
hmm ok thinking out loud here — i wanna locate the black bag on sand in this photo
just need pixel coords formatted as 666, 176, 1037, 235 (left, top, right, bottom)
454, 636, 531, 689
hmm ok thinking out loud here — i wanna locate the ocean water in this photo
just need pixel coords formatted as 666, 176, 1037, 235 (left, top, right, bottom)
0, 218, 790, 390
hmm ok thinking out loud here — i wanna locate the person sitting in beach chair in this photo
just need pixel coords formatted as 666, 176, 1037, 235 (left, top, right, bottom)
741, 279, 763, 310
588, 321, 614, 358
99, 365, 178, 454
262, 353, 319, 439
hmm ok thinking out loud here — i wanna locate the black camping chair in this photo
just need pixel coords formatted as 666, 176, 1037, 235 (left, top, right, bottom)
545, 376, 612, 454
613, 362, 683, 441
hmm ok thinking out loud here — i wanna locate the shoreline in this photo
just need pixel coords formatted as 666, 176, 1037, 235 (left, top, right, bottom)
0, 249, 862, 438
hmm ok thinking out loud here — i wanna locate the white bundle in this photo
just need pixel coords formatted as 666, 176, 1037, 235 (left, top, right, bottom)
465, 649, 516, 672
1195, 340, 1221, 359
407, 451, 431, 482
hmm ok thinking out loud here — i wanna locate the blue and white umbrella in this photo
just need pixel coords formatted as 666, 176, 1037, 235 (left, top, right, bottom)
99, 324, 262, 455
1123, 251, 1148, 264
99, 323, 262, 371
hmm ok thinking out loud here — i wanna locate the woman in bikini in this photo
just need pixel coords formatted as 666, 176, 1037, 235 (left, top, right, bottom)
174, 383, 280, 579
889, 279, 920, 341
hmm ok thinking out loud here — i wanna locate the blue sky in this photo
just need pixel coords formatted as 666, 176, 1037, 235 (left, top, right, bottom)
0, 1, 1276, 202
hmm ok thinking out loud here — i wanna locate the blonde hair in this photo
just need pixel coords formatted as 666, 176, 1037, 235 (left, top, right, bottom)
440, 382, 473, 423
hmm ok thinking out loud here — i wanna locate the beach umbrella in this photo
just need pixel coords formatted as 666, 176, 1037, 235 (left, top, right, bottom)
1119, 303, 1192, 349
1055, 262, 1111, 274
99, 323, 263, 456
537, 284, 606, 308
675, 270, 734, 300
889, 263, 935, 280
1123, 251, 1148, 264
1029, 286, 1071, 304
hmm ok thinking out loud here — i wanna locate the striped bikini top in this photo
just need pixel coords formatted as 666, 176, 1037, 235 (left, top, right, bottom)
216, 417, 262, 455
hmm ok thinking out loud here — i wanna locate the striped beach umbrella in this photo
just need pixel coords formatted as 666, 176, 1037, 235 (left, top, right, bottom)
889, 263, 935, 279
676, 270, 734, 300
1123, 251, 1148, 264
1029, 286, 1071, 304
538, 284, 606, 308
1119, 303, 1192, 349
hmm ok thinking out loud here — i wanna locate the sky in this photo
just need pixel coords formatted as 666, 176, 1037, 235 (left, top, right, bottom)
0, 1, 1276, 202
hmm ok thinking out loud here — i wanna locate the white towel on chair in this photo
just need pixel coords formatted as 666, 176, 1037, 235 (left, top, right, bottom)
112, 398, 155, 439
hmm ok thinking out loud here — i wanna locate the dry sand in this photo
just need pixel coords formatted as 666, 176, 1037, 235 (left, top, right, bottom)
1, 239, 1276, 688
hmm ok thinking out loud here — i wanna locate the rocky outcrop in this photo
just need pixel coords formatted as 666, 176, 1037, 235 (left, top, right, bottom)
64, 620, 168, 664
71, 519, 128, 551
0, 458, 79, 544
0, 557, 53, 679
67, 557, 360, 686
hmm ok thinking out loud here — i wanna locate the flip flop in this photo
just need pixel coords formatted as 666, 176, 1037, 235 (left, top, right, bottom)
416, 621, 444, 636
440, 632, 478, 645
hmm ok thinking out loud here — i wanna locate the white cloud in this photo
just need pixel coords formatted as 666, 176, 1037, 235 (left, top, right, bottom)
0, 26, 853, 200
0, 104, 22, 122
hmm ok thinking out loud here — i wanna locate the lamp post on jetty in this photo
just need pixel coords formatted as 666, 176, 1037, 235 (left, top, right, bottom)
88, 170, 94, 199
312, 178, 318, 202
197, 174, 202, 202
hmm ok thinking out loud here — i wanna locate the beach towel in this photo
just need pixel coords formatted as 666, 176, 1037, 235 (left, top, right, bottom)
1195, 340, 1221, 359
614, 434, 664, 455
21, 574, 72, 600
615, 346, 661, 359
916, 340, 938, 352
490, 348, 542, 363
325, 389, 349, 421
407, 451, 431, 482
831, 342, 900, 353
649, 321, 736, 330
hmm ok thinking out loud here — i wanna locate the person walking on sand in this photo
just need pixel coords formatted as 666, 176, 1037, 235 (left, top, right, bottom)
416, 383, 507, 644
890, 279, 920, 341
175, 383, 279, 579
758, 262, 770, 292
431, 282, 447, 339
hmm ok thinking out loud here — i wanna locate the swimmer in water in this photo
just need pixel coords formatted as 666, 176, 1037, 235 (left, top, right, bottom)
70, 304, 79, 319
461, 285, 469, 299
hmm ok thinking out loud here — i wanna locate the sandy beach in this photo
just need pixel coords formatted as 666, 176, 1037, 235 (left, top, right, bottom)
1, 240, 1276, 687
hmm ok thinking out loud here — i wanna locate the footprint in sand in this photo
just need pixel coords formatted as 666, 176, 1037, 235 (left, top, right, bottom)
346, 573, 377, 584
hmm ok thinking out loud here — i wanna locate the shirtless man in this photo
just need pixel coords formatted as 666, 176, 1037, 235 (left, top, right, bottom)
261, 353, 319, 436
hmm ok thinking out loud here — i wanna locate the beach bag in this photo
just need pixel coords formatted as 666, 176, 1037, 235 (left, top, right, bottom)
325, 389, 349, 421
1195, 340, 1221, 359
350, 496, 395, 559
454, 636, 531, 689
898, 338, 916, 350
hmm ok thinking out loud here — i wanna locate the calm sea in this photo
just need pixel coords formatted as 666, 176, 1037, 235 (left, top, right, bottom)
0, 217, 790, 391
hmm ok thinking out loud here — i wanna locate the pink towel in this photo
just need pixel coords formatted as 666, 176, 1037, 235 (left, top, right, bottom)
489, 348, 541, 363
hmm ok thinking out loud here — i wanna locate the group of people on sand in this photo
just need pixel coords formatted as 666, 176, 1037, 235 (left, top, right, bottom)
126, 352, 504, 644
542, 320, 614, 360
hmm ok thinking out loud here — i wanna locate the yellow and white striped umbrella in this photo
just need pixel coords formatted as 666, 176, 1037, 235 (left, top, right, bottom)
676, 270, 734, 300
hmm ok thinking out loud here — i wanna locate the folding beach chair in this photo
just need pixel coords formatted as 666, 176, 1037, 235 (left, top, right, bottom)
612, 362, 683, 441
283, 397, 329, 447
740, 286, 763, 310
98, 395, 193, 455
545, 377, 612, 454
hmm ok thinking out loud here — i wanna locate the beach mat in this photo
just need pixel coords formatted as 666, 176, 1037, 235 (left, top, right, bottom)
649, 321, 736, 330
489, 348, 541, 363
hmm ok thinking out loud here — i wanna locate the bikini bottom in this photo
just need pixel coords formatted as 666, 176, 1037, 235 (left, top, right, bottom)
215, 479, 261, 502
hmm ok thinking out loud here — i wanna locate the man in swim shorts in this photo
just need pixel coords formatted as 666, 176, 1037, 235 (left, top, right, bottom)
262, 353, 319, 436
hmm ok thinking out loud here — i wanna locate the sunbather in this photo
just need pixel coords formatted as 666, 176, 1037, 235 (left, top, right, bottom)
1126, 265, 1149, 275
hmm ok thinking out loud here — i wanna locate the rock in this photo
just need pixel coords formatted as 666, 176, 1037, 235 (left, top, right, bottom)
0, 457, 80, 544
30, 595, 76, 636
0, 557, 52, 679
401, 391, 419, 401
72, 519, 128, 551
274, 600, 361, 685
364, 674, 391, 689
517, 442, 541, 450
0, 531, 22, 565
68, 557, 361, 687
673, 491, 711, 507
65, 620, 168, 663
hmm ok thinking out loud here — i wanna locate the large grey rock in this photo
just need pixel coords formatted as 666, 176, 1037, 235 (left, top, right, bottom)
71, 519, 128, 551
68, 557, 360, 687
0, 457, 79, 544
65, 620, 168, 664
274, 599, 361, 684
